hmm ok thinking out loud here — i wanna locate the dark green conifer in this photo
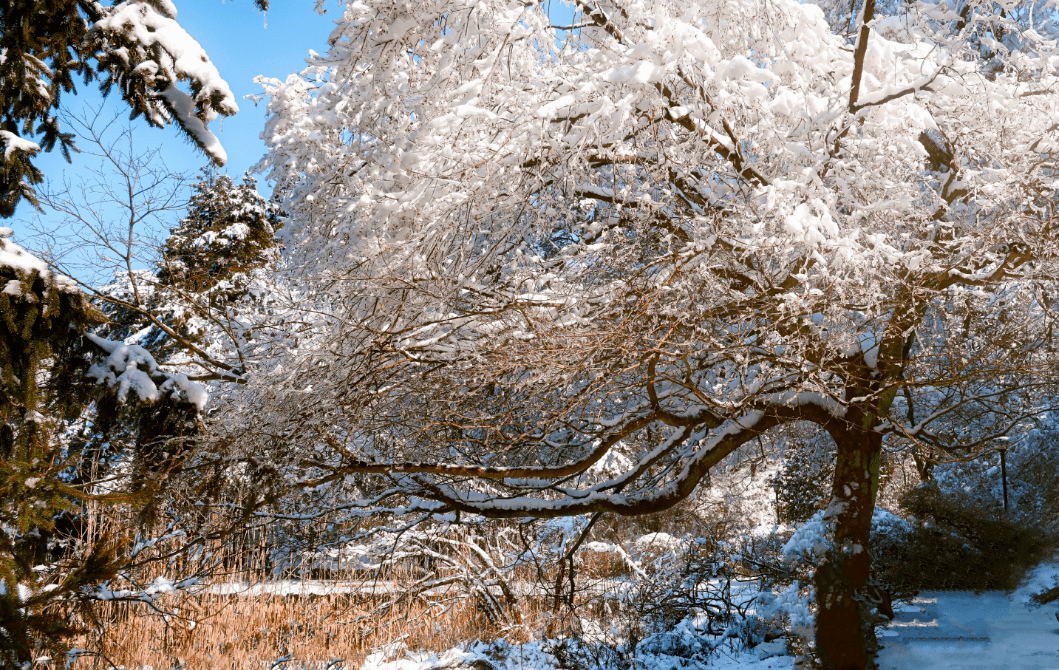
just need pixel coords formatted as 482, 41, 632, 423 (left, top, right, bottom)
0, 231, 114, 666
775, 430, 835, 524
98, 169, 281, 373
0, 229, 207, 666
159, 169, 281, 296
0, 0, 268, 217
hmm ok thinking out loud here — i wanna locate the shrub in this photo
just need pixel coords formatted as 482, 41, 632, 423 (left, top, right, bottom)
770, 423, 835, 525
871, 484, 1057, 594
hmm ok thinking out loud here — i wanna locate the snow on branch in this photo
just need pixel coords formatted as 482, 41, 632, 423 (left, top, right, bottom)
851, 68, 945, 113
85, 332, 209, 410
394, 407, 828, 519
92, 0, 238, 165
0, 130, 40, 161
0, 228, 76, 289
762, 390, 848, 419
299, 410, 661, 485
160, 86, 227, 165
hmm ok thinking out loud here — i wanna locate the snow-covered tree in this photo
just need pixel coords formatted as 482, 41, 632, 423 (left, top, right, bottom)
0, 0, 251, 217
243, 0, 1059, 667
30, 107, 286, 387
158, 169, 281, 296
83, 172, 282, 407
0, 227, 209, 666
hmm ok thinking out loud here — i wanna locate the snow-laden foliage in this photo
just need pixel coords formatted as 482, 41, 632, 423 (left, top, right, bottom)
92, 0, 238, 164
234, 0, 1059, 662
84, 332, 208, 409
159, 169, 282, 295
0, 0, 244, 217
245, 0, 1059, 508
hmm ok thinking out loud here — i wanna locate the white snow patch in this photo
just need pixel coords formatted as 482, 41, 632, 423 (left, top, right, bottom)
879, 564, 1059, 669
0, 130, 40, 160
85, 332, 208, 408
633, 532, 683, 555
161, 86, 228, 165
600, 60, 668, 85
159, 373, 209, 410
2, 279, 23, 297
0, 237, 49, 276
782, 200, 838, 247
221, 222, 250, 240
0, 236, 76, 290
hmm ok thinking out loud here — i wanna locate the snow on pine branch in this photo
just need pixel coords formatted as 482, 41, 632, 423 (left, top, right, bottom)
85, 332, 209, 410
0, 130, 40, 161
92, 0, 238, 165
0, 228, 76, 289
0, 229, 205, 409
160, 86, 228, 165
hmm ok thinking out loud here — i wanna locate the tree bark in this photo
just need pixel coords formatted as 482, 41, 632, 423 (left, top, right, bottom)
814, 415, 882, 670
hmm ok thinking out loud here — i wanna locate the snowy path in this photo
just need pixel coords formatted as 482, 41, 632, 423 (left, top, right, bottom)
878, 563, 1059, 669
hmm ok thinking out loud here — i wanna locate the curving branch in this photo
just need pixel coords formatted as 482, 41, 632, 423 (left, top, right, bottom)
409, 404, 836, 519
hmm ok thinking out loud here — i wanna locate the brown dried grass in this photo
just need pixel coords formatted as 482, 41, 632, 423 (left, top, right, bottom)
72, 587, 548, 670
63, 504, 700, 668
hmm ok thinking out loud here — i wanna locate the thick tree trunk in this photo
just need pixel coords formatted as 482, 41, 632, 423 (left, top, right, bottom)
814, 421, 882, 670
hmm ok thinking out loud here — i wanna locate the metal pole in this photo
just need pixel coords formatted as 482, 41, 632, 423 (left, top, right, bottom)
999, 448, 1008, 513
774, 485, 780, 525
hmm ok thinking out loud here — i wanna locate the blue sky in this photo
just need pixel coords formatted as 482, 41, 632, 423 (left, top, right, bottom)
11, 1, 337, 244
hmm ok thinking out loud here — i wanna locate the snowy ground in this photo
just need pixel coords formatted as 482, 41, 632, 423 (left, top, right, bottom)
358, 639, 798, 670
354, 562, 1059, 670
878, 562, 1059, 670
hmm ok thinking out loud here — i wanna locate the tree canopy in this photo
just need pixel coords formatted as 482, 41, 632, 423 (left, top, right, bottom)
247, 0, 1059, 523
237, 0, 1059, 666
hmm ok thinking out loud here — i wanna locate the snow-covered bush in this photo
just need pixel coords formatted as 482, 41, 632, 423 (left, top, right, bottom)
872, 484, 1056, 593
867, 415, 1059, 595
1005, 416, 1059, 529
572, 518, 813, 663
924, 414, 1059, 530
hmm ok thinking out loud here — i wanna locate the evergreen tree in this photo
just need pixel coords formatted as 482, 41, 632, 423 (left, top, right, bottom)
0, 0, 260, 217
0, 228, 110, 666
0, 227, 207, 666
99, 169, 281, 374
158, 169, 281, 297
775, 432, 834, 525
767, 423, 840, 525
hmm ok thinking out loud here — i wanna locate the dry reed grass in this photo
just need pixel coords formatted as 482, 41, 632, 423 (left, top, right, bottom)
70, 583, 549, 669
58, 504, 565, 669
61, 493, 715, 669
